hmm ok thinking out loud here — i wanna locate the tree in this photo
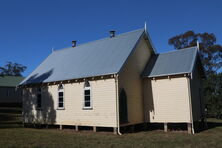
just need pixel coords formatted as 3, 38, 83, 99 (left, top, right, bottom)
204, 73, 222, 118
0, 62, 27, 76
169, 31, 222, 74
169, 31, 222, 118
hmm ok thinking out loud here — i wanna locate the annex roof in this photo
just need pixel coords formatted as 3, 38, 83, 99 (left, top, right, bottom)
0, 76, 24, 87
21, 28, 146, 85
143, 46, 200, 78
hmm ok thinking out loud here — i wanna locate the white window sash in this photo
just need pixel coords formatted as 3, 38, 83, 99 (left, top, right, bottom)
58, 85, 65, 109
83, 85, 92, 109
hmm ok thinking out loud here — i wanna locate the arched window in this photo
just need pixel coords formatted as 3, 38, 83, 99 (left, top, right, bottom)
83, 81, 91, 108
37, 88, 42, 109
58, 84, 64, 109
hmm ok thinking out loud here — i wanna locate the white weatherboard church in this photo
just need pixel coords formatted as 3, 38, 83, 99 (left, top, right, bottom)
20, 25, 205, 134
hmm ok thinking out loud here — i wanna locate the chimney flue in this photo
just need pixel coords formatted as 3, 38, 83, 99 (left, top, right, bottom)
72, 40, 77, 47
109, 31, 115, 38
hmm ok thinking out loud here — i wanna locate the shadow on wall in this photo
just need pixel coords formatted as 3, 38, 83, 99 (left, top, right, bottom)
142, 54, 158, 122
23, 69, 53, 85
23, 85, 56, 125
144, 79, 154, 122
143, 54, 159, 77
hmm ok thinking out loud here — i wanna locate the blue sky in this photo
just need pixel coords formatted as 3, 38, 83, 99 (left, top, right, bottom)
0, 0, 221, 76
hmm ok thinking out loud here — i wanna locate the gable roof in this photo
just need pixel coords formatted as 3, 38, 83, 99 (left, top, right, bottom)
21, 28, 147, 85
143, 46, 200, 78
0, 76, 24, 87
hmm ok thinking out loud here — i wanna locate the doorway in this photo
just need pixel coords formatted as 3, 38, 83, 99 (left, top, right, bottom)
119, 89, 128, 124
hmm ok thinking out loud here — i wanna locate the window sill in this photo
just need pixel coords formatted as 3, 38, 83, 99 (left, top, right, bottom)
82, 107, 93, 110
57, 108, 65, 110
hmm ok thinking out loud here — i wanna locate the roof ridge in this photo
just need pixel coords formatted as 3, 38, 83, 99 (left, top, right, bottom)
53, 28, 144, 53
159, 46, 198, 55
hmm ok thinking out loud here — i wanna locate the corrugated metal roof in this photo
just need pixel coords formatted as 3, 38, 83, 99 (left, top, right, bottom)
0, 76, 24, 87
21, 28, 145, 85
143, 46, 198, 78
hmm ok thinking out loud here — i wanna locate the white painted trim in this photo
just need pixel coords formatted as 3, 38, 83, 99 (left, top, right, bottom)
57, 84, 65, 110
144, 21, 147, 32
83, 81, 93, 109
115, 75, 122, 135
144, 22, 157, 54
197, 40, 200, 51
187, 77, 195, 134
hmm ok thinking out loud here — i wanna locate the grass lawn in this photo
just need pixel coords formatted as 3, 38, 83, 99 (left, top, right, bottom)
0, 107, 222, 148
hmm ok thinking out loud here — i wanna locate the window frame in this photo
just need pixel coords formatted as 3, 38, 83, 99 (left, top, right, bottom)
83, 81, 92, 109
36, 88, 42, 109
57, 84, 65, 110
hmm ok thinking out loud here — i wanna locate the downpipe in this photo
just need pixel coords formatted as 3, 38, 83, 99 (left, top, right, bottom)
115, 75, 122, 135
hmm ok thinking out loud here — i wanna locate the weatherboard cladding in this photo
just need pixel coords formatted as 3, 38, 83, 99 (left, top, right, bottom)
143, 46, 198, 78
21, 29, 145, 85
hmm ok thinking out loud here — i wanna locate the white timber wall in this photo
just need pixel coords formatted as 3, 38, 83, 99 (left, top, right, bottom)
118, 37, 152, 124
144, 77, 191, 123
23, 78, 117, 127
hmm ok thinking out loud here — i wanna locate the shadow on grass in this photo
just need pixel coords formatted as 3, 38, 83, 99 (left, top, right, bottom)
1, 105, 222, 133
120, 121, 222, 134
207, 122, 222, 129
195, 120, 222, 133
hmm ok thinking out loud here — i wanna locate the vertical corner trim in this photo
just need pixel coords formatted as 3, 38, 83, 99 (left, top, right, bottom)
186, 77, 195, 134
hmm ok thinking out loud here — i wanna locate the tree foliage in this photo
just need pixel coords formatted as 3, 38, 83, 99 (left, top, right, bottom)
0, 62, 27, 76
204, 73, 222, 118
169, 31, 222, 118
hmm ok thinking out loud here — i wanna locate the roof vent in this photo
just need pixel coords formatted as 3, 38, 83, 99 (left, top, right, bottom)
72, 40, 77, 47
109, 31, 116, 38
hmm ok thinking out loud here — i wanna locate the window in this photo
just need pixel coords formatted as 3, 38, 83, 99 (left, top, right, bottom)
37, 88, 41, 109
58, 84, 64, 109
83, 81, 92, 109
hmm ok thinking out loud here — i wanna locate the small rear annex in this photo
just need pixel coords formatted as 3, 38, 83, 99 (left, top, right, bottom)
142, 47, 205, 132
